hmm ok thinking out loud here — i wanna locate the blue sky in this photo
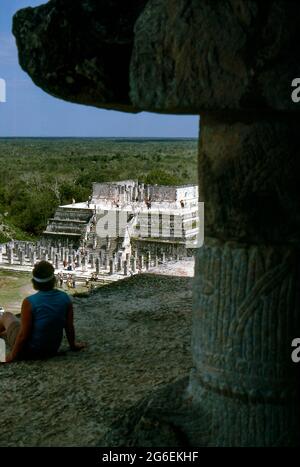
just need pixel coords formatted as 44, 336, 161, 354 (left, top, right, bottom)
0, 0, 199, 138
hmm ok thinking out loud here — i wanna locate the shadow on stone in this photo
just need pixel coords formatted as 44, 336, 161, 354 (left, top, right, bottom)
101, 376, 210, 447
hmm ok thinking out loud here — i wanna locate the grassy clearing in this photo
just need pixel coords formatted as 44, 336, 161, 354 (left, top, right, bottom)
0, 269, 103, 312
0, 269, 32, 311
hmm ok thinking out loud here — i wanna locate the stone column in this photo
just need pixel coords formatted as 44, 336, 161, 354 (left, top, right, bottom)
6, 246, 10, 260
104, 255, 109, 270
131, 256, 136, 273
95, 258, 100, 274
55, 254, 59, 270
38, 246, 42, 260
90, 254, 95, 269
123, 260, 128, 276
31, 251, 36, 266
20, 250, 24, 266
8, 248, 13, 265
188, 115, 300, 447
117, 256, 122, 272
162, 252, 166, 263
109, 259, 115, 275
154, 256, 159, 267
133, 185, 136, 201
139, 183, 144, 202
139, 255, 144, 270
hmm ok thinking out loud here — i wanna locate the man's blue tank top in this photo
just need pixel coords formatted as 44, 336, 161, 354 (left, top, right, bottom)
25, 289, 71, 356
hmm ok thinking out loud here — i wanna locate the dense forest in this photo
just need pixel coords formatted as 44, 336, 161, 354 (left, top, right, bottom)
0, 138, 198, 242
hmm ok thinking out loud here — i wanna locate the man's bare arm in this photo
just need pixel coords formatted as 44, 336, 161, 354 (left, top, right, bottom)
6, 299, 32, 362
64, 302, 86, 351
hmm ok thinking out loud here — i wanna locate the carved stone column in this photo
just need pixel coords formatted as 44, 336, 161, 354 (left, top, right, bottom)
188, 115, 300, 446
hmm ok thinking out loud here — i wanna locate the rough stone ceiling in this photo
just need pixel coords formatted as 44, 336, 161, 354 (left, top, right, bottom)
13, 0, 300, 115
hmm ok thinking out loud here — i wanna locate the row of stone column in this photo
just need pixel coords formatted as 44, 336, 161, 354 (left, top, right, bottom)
1, 242, 181, 277
108, 252, 174, 276
114, 182, 150, 203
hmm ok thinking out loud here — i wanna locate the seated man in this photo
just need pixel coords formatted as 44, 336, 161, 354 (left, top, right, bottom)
0, 261, 85, 363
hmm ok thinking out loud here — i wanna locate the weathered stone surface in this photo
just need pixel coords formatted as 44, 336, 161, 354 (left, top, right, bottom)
13, 0, 148, 112
13, 0, 300, 114
130, 0, 300, 113
0, 275, 192, 447
194, 112, 300, 446
103, 377, 192, 447
190, 239, 300, 446
198, 115, 300, 243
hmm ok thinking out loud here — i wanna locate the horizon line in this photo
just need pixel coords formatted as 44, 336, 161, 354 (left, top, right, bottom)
0, 136, 198, 139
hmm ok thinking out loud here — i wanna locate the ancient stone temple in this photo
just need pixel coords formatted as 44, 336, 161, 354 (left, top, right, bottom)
42, 180, 199, 259
13, 0, 300, 446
